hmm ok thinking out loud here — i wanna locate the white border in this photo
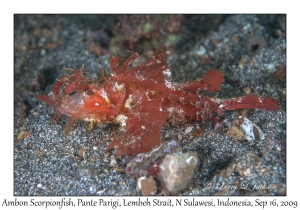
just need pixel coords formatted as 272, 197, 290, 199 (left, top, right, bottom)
2, 1, 298, 209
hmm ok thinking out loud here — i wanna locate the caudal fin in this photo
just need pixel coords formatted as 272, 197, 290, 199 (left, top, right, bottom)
220, 95, 280, 111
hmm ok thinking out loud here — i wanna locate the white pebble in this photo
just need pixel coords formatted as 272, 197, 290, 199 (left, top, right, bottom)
196, 45, 206, 56
159, 152, 198, 194
185, 126, 193, 134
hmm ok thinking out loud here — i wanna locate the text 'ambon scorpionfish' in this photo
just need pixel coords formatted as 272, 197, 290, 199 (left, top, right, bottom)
37, 50, 280, 156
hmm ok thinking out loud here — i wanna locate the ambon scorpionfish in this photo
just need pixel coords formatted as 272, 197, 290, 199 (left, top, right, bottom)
37, 50, 280, 156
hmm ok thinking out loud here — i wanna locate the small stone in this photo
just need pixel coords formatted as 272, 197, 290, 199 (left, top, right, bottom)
260, 168, 269, 176
136, 176, 157, 196
249, 58, 256, 66
237, 57, 246, 68
40, 49, 46, 56
34, 149, 40, 155
110, 157, 117, 167
159, 152, 198, 194
266, 63, 276, 72
76, 148, 85, 160
193, 128, 204, 137
185, 126, 193, 134
89, 186, 96, 193
17, 130, 31, 141
114, 165, 124, 173
243, 86, 251, 94
232, 35, 240, 44
78, 148, 85, 157
87, 43, 104, 57
226, 125, 244, 141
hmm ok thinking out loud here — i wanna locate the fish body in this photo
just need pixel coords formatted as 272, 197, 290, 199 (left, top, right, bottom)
37, 51, 279, 156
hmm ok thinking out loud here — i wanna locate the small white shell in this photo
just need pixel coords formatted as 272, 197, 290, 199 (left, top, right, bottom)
240, 118, 255, 141
240, 117, 265, 141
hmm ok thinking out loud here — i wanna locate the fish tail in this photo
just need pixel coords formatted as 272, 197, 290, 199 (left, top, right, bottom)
220, 95, 280, 111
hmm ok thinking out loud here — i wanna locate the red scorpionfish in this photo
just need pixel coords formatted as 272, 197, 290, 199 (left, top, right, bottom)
37, 50, 280, 157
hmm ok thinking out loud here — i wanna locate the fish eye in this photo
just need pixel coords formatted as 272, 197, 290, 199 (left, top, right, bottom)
86, 90, 94, 95
68, 91, 77, 96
